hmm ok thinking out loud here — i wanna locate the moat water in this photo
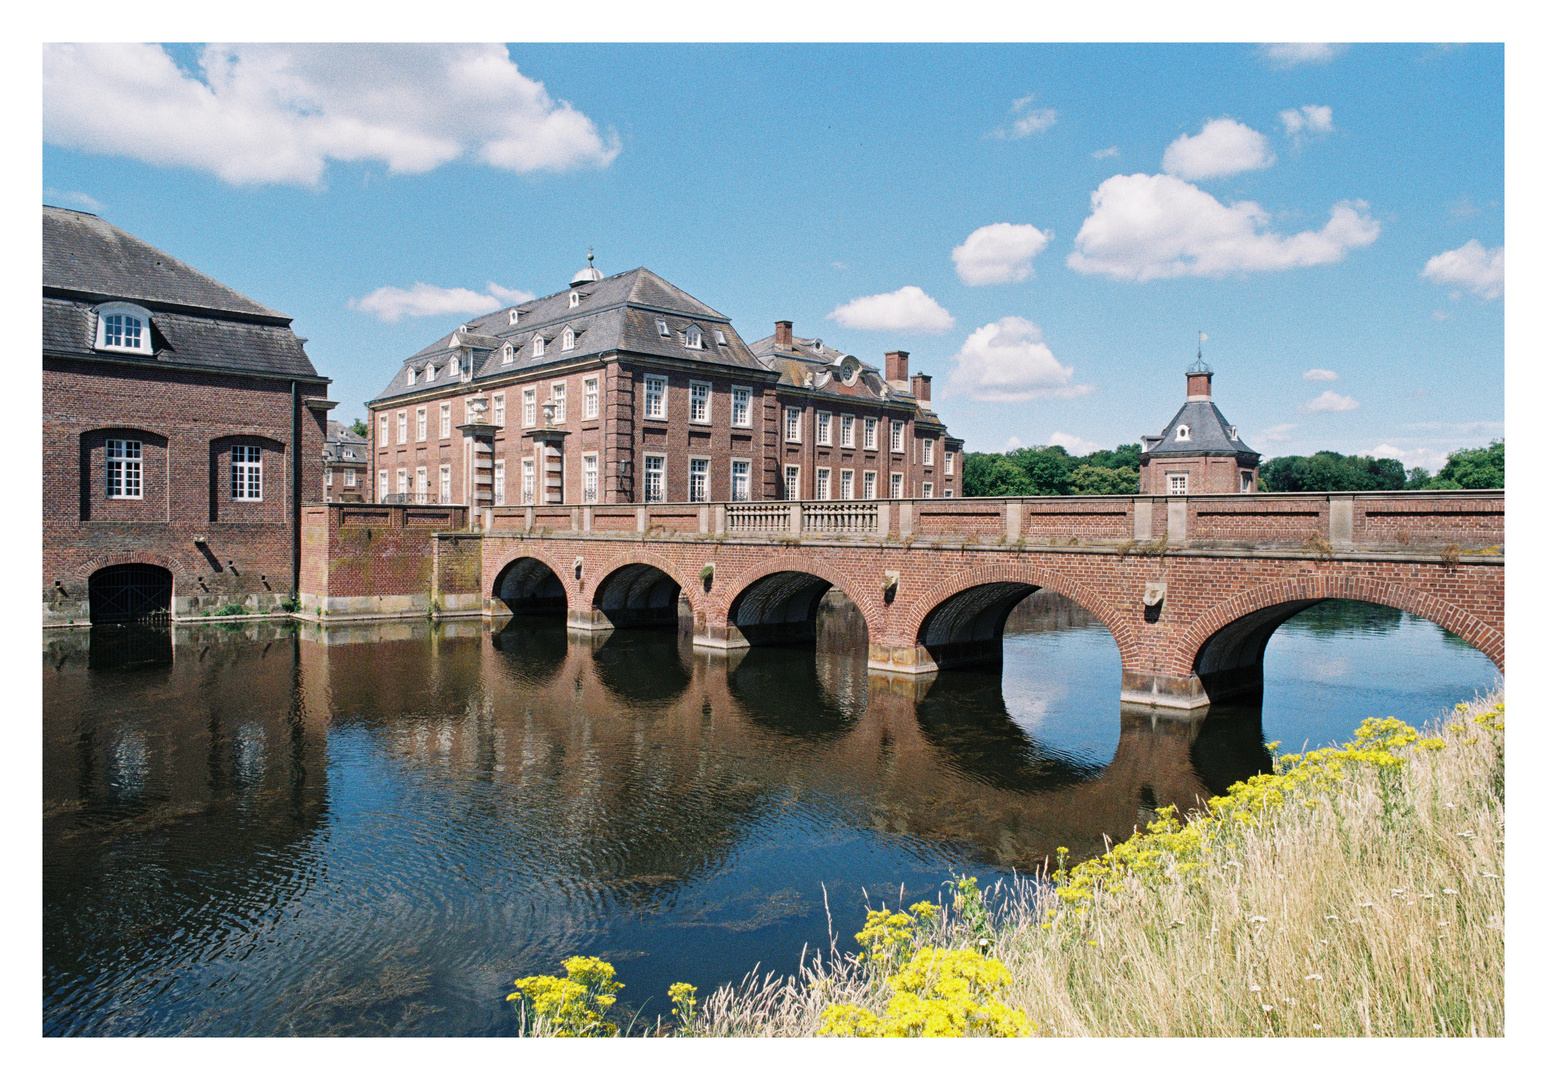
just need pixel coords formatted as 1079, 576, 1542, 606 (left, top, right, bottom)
42, 595, 1499, 1036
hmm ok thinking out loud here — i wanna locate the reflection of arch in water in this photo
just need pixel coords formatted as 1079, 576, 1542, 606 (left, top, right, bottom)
491, 556, 568, 615
1178, 578, 1503, 705
490, 616, 569, 686
905, 567, 1131, 673
592, 629, 692, 706
726, 646, 859, 741
588, 560, 686, 630
725, 562, 872, 649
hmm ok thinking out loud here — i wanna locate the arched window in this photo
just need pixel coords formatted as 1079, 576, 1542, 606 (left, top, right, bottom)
92, 302, 154, 355
426, 363, 436, 382
1175, 424, 1191, 441
533, 336, 545, 358
562, 327, 575, 351
685, 326, 703, 350
447, 354, 459, 376
503, 343, 515, 364
569, 291, 580, 308
406, 366, 416, 386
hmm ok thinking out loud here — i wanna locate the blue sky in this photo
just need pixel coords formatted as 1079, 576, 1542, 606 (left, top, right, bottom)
42, 42, 1505, 472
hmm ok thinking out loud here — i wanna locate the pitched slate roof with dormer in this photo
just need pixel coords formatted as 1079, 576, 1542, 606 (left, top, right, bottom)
1142, 399, 1259, 459
41, 205, 322, 382
369, 267, 763, 404
747, 333, 960, 435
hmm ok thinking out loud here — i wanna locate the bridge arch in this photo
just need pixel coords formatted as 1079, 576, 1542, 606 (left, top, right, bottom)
584, 551, 696, 630
900, 564, 1138, 672
491, 554, 570, 615
721, 555, 879, 648
1172, 573, 1503, 704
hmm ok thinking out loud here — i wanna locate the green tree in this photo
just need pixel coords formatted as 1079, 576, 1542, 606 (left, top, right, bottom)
1259, 451, 1406, 492
1435, 440, 1503, 489
350, 418, 368, 437
962, 452, 1035, 497
1007, 446, 1073, 495
1068, 463, 1139, 495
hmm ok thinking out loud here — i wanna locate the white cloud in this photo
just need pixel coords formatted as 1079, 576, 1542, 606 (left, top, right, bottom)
1067, 173, 1380, 281
827, 286, 954, 333
1260, 44, 1348, 68
1422, 240, 1505, 299
1092, 146, 1120, 160
951, 223, 1051, 286
991, 95, 1057, 139
43, 43, 620, 187
1258, 423, 1298, 444
1162, 118, 1274, 181
944, 317, 1094, 402
1370, 442, 1449, 471
1002, 435, 1025, 453
1303, 368, 1338, 381
44, 188, 104, 213
1280, 105, 1334, 145
350, 281, 534, 323
1305, 390, 1359, 413
1048, 431, 1103, 455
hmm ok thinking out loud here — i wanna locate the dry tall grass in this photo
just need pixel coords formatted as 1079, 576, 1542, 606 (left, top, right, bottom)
687, 694, 1505, 1037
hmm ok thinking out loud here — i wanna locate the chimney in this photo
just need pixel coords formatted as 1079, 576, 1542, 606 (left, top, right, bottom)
774, 320, 793, 349
885, 350, 910, 386
1186, 366, 1213, 400
910, 373, 931, 402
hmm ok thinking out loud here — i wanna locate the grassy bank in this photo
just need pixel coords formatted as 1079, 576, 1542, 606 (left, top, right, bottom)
667, 695, 1505, 1037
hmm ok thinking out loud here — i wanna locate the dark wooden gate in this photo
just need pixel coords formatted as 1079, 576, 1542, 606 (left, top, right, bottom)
88, 563, 172, 624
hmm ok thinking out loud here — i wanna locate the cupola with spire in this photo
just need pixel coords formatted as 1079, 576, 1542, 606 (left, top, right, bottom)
570, 249, 603, 287
1138, 341, 1260, 495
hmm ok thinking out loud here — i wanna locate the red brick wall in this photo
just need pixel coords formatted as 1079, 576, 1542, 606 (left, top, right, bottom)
44, 358, 328, 622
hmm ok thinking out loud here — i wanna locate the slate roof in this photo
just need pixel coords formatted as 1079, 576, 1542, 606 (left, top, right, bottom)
42, 206, 322, 382
324, 421, 368, 464
371, 267, 762, 404
747, 332, 956, 434
1142, 399, 1259, 459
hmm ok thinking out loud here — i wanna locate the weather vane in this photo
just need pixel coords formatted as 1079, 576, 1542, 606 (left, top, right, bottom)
1198, 330, 1206, 362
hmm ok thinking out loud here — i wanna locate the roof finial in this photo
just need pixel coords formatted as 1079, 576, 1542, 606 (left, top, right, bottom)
587, 247, 594, 267
1198, 329, 1205, 362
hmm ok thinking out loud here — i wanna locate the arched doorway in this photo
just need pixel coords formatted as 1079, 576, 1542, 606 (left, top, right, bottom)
88, 563, 172, 624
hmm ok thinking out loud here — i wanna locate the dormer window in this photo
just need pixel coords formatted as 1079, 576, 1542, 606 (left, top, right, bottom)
569, 291, 580, 308
533, 335, 545, 358
406, 367, 416, 386
509, 309, 520, 325
562, 326, 575, 351
1175, 425, 1190, 441
685, 326, 702, 350
93, 302, 154, 355
426, 363, 436, 382
714, 329, 727, 346
656, 319, 670, 337
503, 343, 515, 365
447, 355, 459, 377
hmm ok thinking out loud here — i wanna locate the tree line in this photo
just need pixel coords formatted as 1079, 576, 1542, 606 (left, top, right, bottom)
961, 440, 1503, 496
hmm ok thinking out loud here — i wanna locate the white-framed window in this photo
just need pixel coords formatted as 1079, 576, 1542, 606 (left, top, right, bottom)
688, 458, 709, 502
656, 318, 670, 336
551, 383, 566, 423
890, 472, 903, 499
644, 454, 666, 502
732, 386, 752, 427
493, 393, 505, 427
864, 417, 878, 451
396, 467, 408, 496
715, 329, 727, 346
562, 326, 575, 351
326, 467, 335, 488
731, 459, 750, 502
644, 375, 667, 419
785, 406, 802, 443
379, 416, 389, 447
583, 453, 599, 503
945, 488, 953, 498
416, 406, 427, 441
923, 438, 934, 466
447, 354, 459, 377
378, 469, 388, 498
1168, 472, 1189, 495
945, 451, 954, 476
569, 290, 580, 308
584, 376, 599, 419
840, 414, 855, 448
509, 309, 521, 325
815, 467, 831, 500
502, 343, 514, 365
344, 468, 357, 488
840, 469, 854, 500
685, 326, 703, 349
406, 367, 416, 386
891, 420, 905, 453
397, 410, 407, 445
232, 445, 262, 501
439, 464, 451, 502
1175, 425, 1190, 441
521, 459, 535, 504
784, 464, 800, 499
1241, 471, 1254, 493
94, 303, 152, 355
440, 403, 451, 438
923, 481, 934, 499
522, 388, 537, 427
689, 380, 711, 423
493, 460, 505, 506
816, 411, 832, 445
863, 470, 876, 500
105, 438, 142, 498
532, 336, 545, 358
416, 465, 428, 503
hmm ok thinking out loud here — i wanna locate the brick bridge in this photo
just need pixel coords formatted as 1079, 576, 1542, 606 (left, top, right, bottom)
299, 490, 1503, 710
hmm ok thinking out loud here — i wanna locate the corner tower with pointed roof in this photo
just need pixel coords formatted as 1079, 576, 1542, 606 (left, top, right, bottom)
1138, 360, 1260, 495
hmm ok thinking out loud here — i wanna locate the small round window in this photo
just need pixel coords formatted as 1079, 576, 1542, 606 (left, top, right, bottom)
1175, 425, 1190, 441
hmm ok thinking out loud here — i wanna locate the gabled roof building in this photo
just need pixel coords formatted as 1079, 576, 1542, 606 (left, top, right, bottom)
1139, 361, 1259, 495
